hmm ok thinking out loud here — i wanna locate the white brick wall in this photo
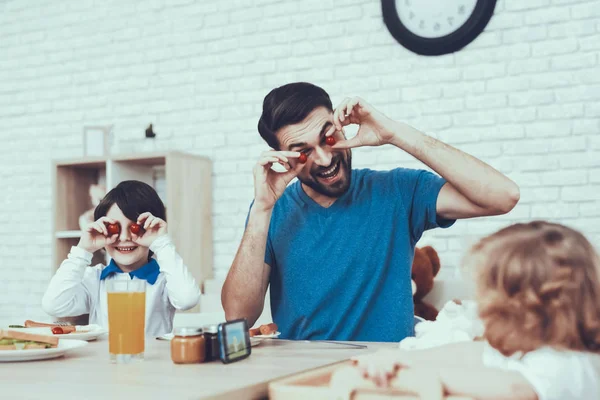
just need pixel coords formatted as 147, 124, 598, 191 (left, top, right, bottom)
0, 0, 599, 324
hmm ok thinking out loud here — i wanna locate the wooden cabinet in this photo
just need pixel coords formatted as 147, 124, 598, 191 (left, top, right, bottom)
51, 151, 212, 321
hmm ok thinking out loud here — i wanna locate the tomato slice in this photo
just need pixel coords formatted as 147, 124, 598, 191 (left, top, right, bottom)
129, 224, 142, 234
106, 223, 120, 235
51, 326, 64, 334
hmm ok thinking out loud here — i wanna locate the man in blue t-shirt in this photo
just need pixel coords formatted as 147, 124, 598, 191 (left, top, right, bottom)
222, 82, 520, 342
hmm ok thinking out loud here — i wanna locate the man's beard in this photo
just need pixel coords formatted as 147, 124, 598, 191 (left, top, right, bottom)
299, 151, 352, 198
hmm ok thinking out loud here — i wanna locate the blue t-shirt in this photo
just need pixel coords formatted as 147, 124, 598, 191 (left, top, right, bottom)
252, 168, 455, 342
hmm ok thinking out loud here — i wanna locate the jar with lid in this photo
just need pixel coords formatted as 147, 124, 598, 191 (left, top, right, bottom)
203, 324, 219, 362
171, 327, 205, 364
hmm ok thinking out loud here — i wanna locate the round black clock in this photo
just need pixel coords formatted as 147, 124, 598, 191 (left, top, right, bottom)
381, 0, 497, 56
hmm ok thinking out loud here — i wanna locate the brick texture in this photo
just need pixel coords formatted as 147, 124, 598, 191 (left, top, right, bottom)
0, 0, 599, 324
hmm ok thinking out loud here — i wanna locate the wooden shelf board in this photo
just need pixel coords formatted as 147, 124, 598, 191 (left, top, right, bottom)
111, 152, 169, 165
113, 157, 166, 166
54, 157, 107, 168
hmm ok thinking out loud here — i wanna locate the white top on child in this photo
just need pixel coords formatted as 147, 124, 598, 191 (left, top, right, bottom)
42, 235, 200, 337
483, 341, 600, 400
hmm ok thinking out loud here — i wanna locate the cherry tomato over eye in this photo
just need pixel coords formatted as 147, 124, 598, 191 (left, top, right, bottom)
298, 153, 308, 163
106, 223, 120, 235
129, 224, 142, 234
325, 136, 336, 146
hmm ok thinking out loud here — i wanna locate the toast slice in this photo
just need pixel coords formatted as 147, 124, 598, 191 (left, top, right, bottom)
0, 329, 59, 350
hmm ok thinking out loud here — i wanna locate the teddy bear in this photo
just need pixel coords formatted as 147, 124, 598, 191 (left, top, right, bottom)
411, 245, 441, 321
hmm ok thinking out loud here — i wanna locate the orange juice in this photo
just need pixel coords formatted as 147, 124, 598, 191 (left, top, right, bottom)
107, 291, 146, 355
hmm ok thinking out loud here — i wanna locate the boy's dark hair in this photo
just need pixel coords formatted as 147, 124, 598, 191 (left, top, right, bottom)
94, 180, 166, 225
258, 82, 333, 150
94, 180, 166, 261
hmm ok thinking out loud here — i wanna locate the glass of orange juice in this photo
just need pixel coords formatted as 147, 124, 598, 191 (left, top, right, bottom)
106, 279, 146, 363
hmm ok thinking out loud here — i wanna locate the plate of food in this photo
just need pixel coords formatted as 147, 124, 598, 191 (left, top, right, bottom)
249, 323, 280, 346
7, 320, 108, 341
0, 329, 88, 362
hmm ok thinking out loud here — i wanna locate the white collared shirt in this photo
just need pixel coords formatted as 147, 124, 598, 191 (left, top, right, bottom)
42, 235, 201, 337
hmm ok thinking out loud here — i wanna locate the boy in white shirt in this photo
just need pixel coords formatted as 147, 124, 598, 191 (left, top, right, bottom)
346, 221, 600, 400
42, 180, 200, 337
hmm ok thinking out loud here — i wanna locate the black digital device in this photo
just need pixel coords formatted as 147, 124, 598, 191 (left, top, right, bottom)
217, 318, 251, 364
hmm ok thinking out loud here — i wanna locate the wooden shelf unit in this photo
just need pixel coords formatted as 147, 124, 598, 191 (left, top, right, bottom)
51, 151, 213, 317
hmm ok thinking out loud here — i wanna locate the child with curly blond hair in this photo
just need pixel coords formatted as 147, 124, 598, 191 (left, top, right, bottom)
344, 221, 600, 400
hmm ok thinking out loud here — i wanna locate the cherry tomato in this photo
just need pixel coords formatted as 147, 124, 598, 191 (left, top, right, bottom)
325, 136, 336, 146
298, 153, 308, 163
106, 223, 120, 235
51, 326, 64, 334
129, 223, 142, 234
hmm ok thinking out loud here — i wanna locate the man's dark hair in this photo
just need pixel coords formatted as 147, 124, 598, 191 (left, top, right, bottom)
258, 82, 333, 149
94, 180, 166, 223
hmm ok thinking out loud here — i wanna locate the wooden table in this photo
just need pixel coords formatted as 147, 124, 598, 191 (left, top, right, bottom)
0, 336, 396, 399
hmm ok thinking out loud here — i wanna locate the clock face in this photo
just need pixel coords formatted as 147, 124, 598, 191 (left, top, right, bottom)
382, 0, 497, 56
396, 0, 478, 39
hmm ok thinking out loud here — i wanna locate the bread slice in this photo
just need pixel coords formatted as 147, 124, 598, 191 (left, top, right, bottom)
0, 343, 51, 350
0, 329, 59, 350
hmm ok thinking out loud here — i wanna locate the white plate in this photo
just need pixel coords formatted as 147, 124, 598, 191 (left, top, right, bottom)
0, 339, 88, 362
251, 331, 281, 339
156, 333, 174, 341
5, 326, 108, 341
250, 331, 281, 346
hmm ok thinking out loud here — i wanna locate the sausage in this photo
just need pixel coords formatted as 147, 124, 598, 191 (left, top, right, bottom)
249, 328, 261, 337
24, 320, 76, 334
259, 323, 278, 335
24, 320, 60, 328
49, 325, 75, 334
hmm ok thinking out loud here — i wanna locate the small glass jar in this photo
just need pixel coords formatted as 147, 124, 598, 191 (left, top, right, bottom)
203, 324, 219, 362
171, 327, 205, 364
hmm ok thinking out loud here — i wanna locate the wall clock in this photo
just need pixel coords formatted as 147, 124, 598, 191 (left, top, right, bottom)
381, 0, 497, 56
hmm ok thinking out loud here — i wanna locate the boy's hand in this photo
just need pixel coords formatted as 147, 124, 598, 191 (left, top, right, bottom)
131, 212, 167, 247
77, 216, 119, 253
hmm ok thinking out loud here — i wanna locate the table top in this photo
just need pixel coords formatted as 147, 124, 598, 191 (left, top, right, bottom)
0, 336, 397, 399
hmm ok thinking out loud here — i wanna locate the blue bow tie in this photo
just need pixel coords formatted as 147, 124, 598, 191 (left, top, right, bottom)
100, 258, 160, 285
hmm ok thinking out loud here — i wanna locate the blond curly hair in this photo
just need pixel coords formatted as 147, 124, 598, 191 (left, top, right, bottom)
464, 220, 600, 357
